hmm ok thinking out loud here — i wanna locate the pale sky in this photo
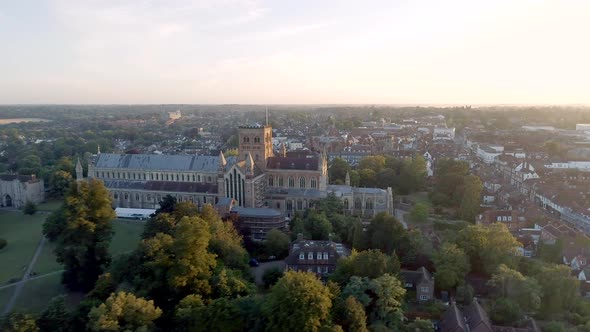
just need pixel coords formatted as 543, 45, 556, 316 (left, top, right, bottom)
1, 0, 590, 104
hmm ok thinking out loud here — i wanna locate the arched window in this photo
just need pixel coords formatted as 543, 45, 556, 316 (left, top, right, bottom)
124, 193, 129, 200
297, 200, 303, 210
344, 199, 349, 209
268, 176, 274, 186
114, 193, 119, 199
354, 198, 362, 209
254, 136, 260, 143
181, 174, 185, 181
299, 177, 306, 188
288, 177, 295, 187
310, 178, 317, 189
366, 199, 373, 210
278, 177, 284, 187
135, 194, 139, 201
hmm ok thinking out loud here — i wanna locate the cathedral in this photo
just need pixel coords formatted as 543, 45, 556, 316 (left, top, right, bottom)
88, 124, 393, 237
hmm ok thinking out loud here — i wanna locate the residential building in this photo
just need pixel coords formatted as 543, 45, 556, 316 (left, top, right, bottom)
400, 267, 435, 302
284, 238, 350, 278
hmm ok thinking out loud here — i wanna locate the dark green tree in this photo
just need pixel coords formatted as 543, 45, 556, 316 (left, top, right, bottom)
37, 295, 69, 332
0, 313, 39, 332
329, 158, 350, 184
264, 229, 290, 258
432, 243, 470, 290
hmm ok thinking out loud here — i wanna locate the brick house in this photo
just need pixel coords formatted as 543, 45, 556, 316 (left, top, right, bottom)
400, 267, 435, 303
284, 238, 350, 278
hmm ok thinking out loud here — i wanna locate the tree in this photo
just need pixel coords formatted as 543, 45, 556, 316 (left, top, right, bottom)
188, 297, 243, 332
369, 274, 406, 328
408, 203, 428, 223
359, 156, 386, 173
88, 292, 162, 332
405, 318, 434, 332
154, 194, 177, 215
264, 271, 333, 332
304, 211, 333, 240
341, 274, 406, 329
342, 296, 368, 332
542, 321, 566, 332
332, 250, 400, 284
49, 170, 74, 198
0, 313, 39, 332
329, 158, 350, 184
490, 298, 522, 326
212, 268, 253, 298
455, 223, 520, 275
365, 213, 408, 256
37, 296, 69, 332
487, 264, 541, 313
358, 169, 377, 188
18, 154, 42, 175
433, 243, 470, 290
23, 201, 37, 215
262, 267, 284, 288
459, 175, 482, 221
534, 264, 580, 316
264, 229, 291, 258
44, 179, 115, 291
537, 240, 563, 264
160, 216, 217, 294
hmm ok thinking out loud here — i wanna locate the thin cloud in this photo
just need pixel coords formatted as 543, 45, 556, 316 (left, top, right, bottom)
217, 7, 270, 26
229, 21, 337, 42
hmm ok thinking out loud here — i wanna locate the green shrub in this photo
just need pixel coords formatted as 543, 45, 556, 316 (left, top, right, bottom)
23, 201, 37, 215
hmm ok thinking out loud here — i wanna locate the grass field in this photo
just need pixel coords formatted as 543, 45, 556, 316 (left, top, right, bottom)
0, 211, 145, 314
13, 273, 65, 313
0, 211, 46, 284
36, 200, 63, 212
110, 219, 145, 256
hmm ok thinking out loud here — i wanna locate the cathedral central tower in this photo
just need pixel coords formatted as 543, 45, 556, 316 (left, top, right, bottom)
238, 125, 273, 170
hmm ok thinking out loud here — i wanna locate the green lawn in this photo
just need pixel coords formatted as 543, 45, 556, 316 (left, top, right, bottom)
13, 273, 65, 313
0, 211, 46, 284
36, 200, 63, 212
110, 219, 145, 256
33, 241, 62, 276
0, 214, 145, 314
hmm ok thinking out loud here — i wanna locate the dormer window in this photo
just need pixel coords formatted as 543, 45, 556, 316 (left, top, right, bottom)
317, 252, 322, 260
308, 252, 314, 260
323, 252, 328, 260
299, 252, 305, 260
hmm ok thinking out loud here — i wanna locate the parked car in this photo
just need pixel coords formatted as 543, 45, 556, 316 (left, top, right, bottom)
249, 258, 259, 267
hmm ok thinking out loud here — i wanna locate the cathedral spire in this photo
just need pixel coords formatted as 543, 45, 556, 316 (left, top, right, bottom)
219, 150, 227, 168
75, 158, 83, 181
345, 171, 351, 186
246, 152, 254, 171
97, 144, 101, 155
